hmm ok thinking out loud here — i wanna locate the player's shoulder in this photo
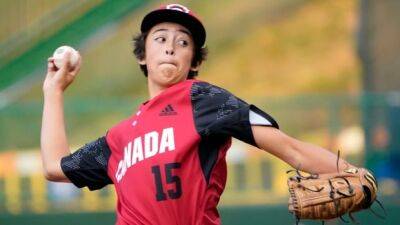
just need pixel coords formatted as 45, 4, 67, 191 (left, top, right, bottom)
190, 80, 247, 116
190, 80, 235, 100
106, 117, 131, 140
108, 117, 131, 131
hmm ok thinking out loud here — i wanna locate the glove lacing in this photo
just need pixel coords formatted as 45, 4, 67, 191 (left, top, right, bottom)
287, 150, 386, 225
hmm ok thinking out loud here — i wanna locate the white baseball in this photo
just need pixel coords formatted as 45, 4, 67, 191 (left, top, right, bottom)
52, 45, 79, 69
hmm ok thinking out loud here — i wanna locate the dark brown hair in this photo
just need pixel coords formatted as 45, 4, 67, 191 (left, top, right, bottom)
132, 31, 208, 79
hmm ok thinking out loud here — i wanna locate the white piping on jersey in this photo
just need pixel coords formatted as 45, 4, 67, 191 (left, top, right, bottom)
249, 109, 272, 126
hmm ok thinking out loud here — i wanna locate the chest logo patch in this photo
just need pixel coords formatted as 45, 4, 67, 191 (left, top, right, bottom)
159, 104, 177, 116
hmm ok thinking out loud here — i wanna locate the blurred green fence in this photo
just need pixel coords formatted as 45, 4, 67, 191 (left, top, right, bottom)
0, 93, 375, 150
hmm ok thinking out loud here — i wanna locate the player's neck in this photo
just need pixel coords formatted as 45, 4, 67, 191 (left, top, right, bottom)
147, 77, 188, 99
148, 78, 183, 99
148, 82, 165, 99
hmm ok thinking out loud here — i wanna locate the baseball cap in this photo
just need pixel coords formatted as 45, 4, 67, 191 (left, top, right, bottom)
141, 4, 206, 47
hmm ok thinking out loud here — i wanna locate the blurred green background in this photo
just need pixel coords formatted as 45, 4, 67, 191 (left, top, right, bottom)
0, 0, 399, 224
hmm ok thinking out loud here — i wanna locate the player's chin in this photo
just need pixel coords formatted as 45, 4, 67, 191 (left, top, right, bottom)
159, 72, 187, 85
161, 77, 185, 87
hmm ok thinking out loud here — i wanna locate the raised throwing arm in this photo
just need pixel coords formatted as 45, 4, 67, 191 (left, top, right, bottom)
40, 51, 81, 182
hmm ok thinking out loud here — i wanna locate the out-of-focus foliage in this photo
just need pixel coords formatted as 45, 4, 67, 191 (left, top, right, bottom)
202, 0, 361, 97
0, 0, 103, 65
0, 0, 70, 42
18, 0, 359, 101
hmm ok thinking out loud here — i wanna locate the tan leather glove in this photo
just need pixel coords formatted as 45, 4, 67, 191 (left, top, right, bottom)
288, 168, 378, 222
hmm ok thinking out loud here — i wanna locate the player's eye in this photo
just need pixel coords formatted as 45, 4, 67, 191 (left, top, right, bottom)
177, 39, 189, 47
155, 37, 166, 43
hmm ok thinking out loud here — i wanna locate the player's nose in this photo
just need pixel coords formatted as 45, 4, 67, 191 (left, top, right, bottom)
165, 49, 174, 55
165, 40, 175, 55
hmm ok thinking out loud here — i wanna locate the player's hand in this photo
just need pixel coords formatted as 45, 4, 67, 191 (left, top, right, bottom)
43, 50, 82, 94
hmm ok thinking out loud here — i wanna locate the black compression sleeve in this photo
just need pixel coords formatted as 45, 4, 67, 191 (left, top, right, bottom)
61, 136, 112, 190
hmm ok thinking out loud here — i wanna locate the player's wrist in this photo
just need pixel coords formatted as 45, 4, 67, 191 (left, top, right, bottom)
43, 87, 64, 98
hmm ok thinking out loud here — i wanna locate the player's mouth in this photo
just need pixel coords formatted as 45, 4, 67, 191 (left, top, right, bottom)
159, 61, 177, 66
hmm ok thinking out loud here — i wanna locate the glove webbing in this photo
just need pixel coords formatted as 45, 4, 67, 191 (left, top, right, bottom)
289, 151, 386, 225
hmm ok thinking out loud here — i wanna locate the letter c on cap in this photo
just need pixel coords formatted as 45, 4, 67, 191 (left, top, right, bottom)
166, 4, 190, 14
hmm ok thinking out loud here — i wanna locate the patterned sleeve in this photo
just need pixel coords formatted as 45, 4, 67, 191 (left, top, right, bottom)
61, 136, 113, 190
191, 81, 279, 147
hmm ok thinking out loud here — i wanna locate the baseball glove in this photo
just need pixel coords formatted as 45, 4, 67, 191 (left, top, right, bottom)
287, 167, 382, 224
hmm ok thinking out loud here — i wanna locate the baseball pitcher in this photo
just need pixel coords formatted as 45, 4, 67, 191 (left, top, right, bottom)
40, 4, 379, 225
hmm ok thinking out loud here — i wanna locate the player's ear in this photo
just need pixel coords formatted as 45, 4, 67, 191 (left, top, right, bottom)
190, 63, 201, 72
138, 58, 146, 65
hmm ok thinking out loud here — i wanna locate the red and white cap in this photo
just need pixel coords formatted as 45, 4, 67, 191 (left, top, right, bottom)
141, 4, 206, 47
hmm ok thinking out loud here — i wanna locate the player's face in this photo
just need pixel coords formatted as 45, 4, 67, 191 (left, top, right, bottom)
141, 22, 195, 88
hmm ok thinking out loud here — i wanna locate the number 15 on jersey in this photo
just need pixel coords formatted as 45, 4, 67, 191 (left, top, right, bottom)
151, 162, 182, 201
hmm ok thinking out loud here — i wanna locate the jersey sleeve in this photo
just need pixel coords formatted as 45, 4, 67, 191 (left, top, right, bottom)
191, 81, 279, 147
60, 136, 113, 190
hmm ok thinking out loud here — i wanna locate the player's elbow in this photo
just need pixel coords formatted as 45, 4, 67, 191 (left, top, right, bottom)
43, 168, 58, 181
42, 163, 65, 182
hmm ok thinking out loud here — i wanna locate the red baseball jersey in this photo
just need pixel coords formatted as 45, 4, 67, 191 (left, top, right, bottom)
61, 79, 279, 225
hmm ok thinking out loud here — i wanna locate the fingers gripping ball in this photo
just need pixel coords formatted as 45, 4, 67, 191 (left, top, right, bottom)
52, 46, 79, 69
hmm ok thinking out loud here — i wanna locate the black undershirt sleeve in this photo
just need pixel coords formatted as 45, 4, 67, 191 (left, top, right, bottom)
191, 81, 279, 147
61, 136, 113, 190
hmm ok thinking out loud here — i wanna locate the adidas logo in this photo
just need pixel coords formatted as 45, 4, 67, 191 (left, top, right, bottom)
159, 104, 177, 116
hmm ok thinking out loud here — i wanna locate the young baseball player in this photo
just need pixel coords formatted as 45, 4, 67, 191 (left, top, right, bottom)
41, 4, 361, 225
